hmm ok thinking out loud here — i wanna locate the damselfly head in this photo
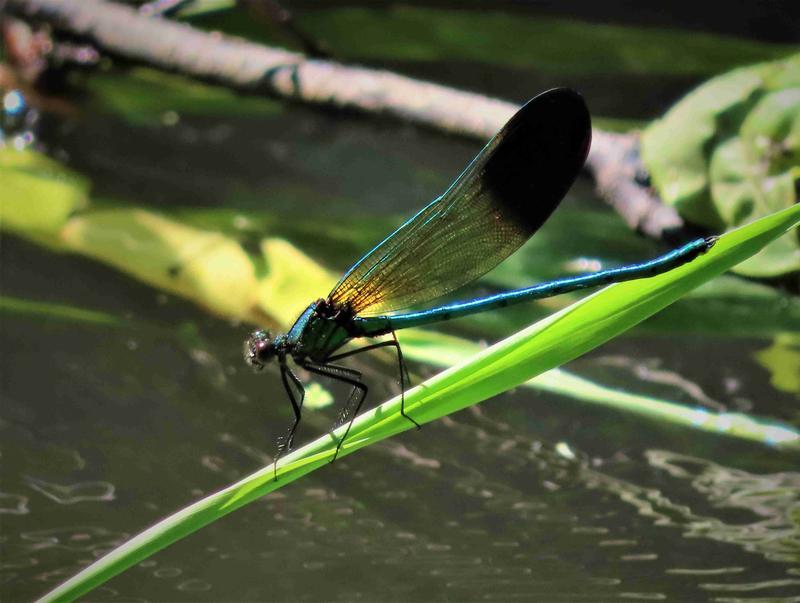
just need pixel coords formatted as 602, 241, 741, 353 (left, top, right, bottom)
244, 329, 276, 369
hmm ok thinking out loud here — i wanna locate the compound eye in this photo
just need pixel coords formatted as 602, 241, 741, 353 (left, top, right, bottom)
244, 330, 273, 369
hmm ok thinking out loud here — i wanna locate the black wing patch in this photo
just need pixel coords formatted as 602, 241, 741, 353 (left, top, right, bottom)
328, 88, 592, 316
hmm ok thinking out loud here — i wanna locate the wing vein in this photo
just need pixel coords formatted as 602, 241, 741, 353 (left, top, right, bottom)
328, 89, 592, 316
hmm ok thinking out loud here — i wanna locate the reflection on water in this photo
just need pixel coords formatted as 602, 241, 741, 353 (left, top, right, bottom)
21, 526, 126, 554
25, 478, 116, 505
646, 450, 800, 564
595, 355, 726, 411
581, 450, 800, 601
0, 493, 29, 516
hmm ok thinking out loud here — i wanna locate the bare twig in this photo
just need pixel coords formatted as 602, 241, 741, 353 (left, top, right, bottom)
589, 131, 686, 242
1, 14, 99, 88
3, 0, 689, 240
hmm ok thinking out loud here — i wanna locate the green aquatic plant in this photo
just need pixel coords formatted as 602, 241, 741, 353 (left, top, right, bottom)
643, 53, 800, 277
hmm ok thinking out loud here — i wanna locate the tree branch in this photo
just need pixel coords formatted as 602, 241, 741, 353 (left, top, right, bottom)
3, 0, 690, 241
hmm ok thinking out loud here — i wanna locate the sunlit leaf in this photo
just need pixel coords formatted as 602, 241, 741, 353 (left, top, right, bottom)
642, 53, 800, 276
0, 148, 88, 242
754, 333, 800, 396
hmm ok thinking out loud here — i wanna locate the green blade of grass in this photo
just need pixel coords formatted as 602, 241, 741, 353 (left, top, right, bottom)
0, 296, 124, 327
397, 330, 800, 448
38, 204, 799, 603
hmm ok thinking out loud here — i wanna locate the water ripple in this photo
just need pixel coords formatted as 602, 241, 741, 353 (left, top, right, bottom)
700, 578, 800, 592
177, 578, 212, 592
0, 492, 29, 515
646, 450, 800, 563
667, 567, 746, 576
21, 526, 127, 553
26, 478, 115, 504
712, 597, 800, 603
582, 450, 800, 565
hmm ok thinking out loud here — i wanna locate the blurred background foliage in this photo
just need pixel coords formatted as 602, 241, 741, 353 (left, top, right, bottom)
643, 53, 799, 276
1, 1, 799, 601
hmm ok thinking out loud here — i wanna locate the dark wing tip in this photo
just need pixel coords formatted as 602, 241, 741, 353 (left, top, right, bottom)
482, 87, 592, 233
326, 88, 592, 314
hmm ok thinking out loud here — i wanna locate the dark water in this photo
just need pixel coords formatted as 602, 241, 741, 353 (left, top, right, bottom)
2, 3, 799, 602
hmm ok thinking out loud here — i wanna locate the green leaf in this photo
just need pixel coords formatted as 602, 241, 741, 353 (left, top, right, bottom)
754, 333, 800, 396
0, 295, 123, 327
0, 148, 88, 243
37, 204, 800, 603
57, 209, 262, 320
642, 53, 800, 276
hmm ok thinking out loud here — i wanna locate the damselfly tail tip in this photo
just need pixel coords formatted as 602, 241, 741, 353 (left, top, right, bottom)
703, 235, 720, 251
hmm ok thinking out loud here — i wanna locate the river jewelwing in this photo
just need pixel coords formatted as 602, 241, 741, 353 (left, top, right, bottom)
244, 88, 714, 472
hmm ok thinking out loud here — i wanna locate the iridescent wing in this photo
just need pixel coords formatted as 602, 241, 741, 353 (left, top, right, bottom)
328, 88, 591, 316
